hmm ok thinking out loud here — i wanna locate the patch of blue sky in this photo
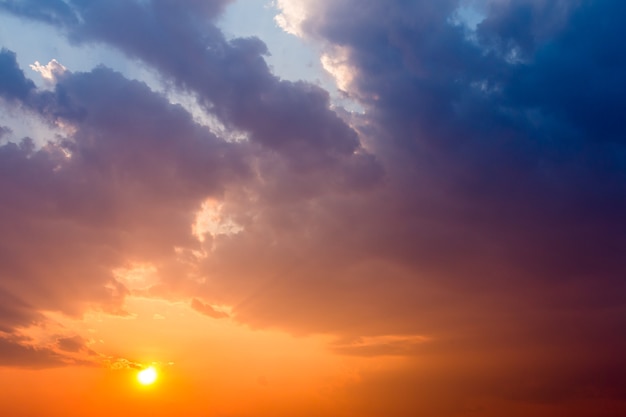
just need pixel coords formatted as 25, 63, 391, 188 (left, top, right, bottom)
0, 13, 161, 142
217, 0, 363, 113
0, 1, 362, 142
218, 0, 326, 85
0, 13, 149, 87
449, 2, 487, 44
0, 13, 208, 142
454, 4, 486, 30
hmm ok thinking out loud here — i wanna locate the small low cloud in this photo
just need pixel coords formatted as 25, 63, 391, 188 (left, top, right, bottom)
56, 335, 90, 353
102, 356, 143, 370
30, 59, 67, 84
0, 335, 88, 369
273, 0, 315, 37
190, 298, 229, 319
330, 335, 431, 357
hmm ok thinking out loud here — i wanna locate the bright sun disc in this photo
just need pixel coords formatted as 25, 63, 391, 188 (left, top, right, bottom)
137, 367, 158, 385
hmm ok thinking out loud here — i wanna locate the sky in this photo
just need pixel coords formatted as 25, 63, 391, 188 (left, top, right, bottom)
0, 0, 625, 416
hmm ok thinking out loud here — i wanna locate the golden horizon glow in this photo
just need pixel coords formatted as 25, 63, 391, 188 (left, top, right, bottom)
137, 367, 158, 385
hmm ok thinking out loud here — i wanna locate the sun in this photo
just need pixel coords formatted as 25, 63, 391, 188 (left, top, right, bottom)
137, 366, 158, 385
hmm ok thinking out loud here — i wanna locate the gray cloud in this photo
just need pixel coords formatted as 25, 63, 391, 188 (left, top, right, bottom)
0, 48, 35, 100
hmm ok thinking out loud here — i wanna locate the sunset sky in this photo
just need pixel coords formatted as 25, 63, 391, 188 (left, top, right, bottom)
0, 0, 625, 416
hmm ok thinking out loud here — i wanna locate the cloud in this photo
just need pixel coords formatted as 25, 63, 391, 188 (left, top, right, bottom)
56, 335, 91, 353
329, 335, 430, 357
0, 333, 97, 369
0, 288, 43, 333
0, 335, 68, 368
0, 0, 79, 26
190, 298, 229, 319
273, 0, 316, 37
30, 59, 67, 84
0, 48, 35, 100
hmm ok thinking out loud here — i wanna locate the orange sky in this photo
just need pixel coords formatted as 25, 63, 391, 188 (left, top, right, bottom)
1, 291, 624, 417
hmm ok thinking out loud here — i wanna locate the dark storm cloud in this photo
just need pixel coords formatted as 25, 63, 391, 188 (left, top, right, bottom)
476, 0, 577, 59
503, 0, 626, 143
254, 0, 626, 411
289, 0, 626, 292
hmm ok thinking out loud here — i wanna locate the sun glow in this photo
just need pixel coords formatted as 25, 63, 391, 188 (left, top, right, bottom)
137, 367, 158, 385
